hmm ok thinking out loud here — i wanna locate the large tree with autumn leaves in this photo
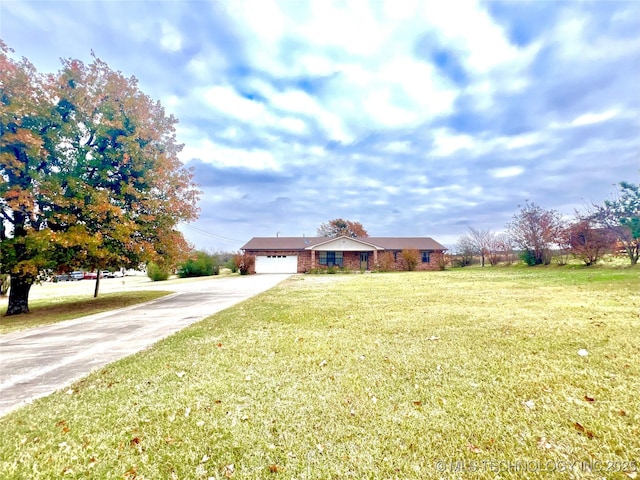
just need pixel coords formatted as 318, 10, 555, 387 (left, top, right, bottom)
1, 42, 200, 315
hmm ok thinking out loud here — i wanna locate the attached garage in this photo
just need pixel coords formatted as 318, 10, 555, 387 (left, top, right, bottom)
255, 255, 298, 274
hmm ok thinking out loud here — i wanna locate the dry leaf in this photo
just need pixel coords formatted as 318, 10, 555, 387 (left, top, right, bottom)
523, 400, 535, 410
619, 409, 627, 416
176, 371, 186, 378
413, 401, 422, 406
536, 437, 554, 450
625, 471, 637, 479
222, 463, 235, 478
316, 444, 324, 453
427, 336, 440, 341
123, 466, 138, 479
184, 407, 191, 418
217, 343, 223, 348
584, 395, 595, 402
319, 360, 328, 367
201, 454, 210, 463
467, 443, 482, 454
577, 349, 589, 357
574, 422, 595, 439
269, 464, 280, 473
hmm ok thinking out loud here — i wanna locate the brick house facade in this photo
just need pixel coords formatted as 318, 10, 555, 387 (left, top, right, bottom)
241, 236, 447, 274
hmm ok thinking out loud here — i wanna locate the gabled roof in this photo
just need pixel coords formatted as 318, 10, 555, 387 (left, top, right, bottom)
305, 236, 384, 251
241, 236, 447, 251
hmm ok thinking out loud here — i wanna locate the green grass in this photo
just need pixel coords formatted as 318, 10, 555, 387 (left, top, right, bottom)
0, 291, 171, 335
0, 268, 638, 479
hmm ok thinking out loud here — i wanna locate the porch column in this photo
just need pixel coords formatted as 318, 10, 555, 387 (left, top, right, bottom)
311, 250, 315, 269
373, 250, 378, 267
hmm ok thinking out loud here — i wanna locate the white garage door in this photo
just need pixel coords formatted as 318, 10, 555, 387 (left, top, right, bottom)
255, 255, 298, 274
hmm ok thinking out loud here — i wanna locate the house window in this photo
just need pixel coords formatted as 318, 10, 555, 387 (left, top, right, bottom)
318, 251, 343, 266
421, 251, 430, 263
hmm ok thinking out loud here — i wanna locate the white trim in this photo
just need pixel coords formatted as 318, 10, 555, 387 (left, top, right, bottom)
305, 236, 384, 251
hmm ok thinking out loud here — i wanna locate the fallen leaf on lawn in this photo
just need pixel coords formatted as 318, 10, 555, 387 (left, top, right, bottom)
536, 437, 554, 450
573, 422, 595, 439
197, 420, 205, 427
217, 343, 223, 347
319, 360, 328, 367
584, 395, 595, 402
577, 349, 589, 357
201, 454, 210, 463
350, 409, 356, 416
625, 471, 637, 479
268, 464, 281, 473
222, 463, 235, 477
467, 443, 483, 454
176, 371, 186, 378
66, 389, 74, 395
523, 400, 535, 410
61, 466, 73, 475
316, 444, 324, 453
129, 437, 143, 453
371, 396, 377, 404
413, 401, 422, 406
123, 466, 137, 479
427, 336, 440, 341
88, 456, 98, 468
619, 409, 627, 416
184, 407, 191, 418
241, 414, 250, 422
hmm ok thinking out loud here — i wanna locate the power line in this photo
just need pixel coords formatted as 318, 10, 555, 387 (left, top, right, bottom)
180, 223, 244, 243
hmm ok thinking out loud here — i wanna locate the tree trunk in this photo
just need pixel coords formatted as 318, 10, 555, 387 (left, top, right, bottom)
5, 275, 33, 316
93, 274, 101, 298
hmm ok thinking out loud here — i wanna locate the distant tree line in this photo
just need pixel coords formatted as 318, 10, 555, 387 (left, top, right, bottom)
454, 181, 639, 267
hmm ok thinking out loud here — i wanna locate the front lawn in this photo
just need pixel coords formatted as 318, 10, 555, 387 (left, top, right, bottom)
0, 268, 638, 479
0, 291, 172, 335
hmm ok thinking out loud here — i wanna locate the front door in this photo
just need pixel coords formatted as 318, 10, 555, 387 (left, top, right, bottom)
360, 252, 368, 270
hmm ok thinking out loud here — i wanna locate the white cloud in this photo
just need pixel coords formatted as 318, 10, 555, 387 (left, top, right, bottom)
489, 166, 525, 178
431, 129, 476, 156
181, 139, 278, 170
571, 109, 619, 127
159, 21, 183, 52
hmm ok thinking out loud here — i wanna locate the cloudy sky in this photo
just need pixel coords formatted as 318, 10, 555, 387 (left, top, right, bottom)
2, 0, 639, 250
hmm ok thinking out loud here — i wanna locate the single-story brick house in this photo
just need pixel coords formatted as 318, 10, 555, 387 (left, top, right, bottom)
241, 236, 448, 273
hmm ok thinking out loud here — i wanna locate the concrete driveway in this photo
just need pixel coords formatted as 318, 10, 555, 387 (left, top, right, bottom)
0, 274, 292, 417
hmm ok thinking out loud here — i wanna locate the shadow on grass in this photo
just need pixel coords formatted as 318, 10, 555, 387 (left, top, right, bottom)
0, 291, 171, 335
